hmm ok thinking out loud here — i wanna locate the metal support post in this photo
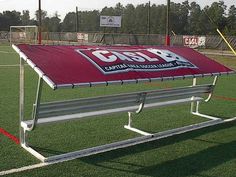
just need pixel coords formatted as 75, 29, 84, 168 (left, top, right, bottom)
165, 0, 171, 46
19, 57, 25, 145
28, 76, 44, 131
191, 76, 221, 120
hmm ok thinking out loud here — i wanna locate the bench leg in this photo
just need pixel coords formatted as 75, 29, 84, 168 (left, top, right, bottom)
191, 101, 221, 120
124, 112, 153, 136
20, 127, 29, 147
20, 126, 46, 161
20, 127, 25, 146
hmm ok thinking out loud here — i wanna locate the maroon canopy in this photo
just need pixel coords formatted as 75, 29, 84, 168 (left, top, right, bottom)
13, 44, 234, 89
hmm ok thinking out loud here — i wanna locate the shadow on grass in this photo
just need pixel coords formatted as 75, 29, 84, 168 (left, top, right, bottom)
31, 146, 65, 156
80, 121, 236, 177
133, 140, 236, 177
30, 121, 235, 177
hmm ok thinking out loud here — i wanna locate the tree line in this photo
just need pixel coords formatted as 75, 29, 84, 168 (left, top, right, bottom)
0, 1, 235, 35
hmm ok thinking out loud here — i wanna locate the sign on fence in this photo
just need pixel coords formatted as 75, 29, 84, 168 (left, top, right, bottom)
183, 36, 206, 48
77, 33, 88, 42
100, 16, 122, 28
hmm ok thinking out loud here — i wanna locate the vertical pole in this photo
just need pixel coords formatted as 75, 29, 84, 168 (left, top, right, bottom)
28, 77, 43, 131
147, 1, 151, 34
205, 76, 218, 102
166, 0, 170, 46
34, 27, 37, 44
38, 0, 42, 44
19, 57, 24, 144
76, 6, 79, 32
10, 26, 12, 46
190, 77, 197, 113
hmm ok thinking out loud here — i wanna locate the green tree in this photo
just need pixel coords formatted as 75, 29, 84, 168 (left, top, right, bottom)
188, 2, 202, 34
35, 10, 47, 21
204, 1, 227, 34
100, 6, 116, 32
79, 10, 100, 32
48, 12, 61, 32
62, 12, 76, 32
114, 3, 124, 16
226, 5, 236, 35
0, 11, 21, 31
134, 4, 148, 33
1, 1, 235, 35
122, 4, 135, 33
151, 4, 166, 34
101, 6, 115, 16
21, 10, 30, 25
170, 1, 189, 34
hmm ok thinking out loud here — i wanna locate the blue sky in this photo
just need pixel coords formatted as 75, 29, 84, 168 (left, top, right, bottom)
0, 0, 235, 20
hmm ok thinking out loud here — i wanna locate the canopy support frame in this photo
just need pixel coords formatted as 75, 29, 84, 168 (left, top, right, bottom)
124, 76, 222, 136
18, 72, 236, 162
191, 76, 221, 120
19, 57, 25, 145
16, 45, 235, 163
28, 76, 43, 131
19, 57, 44, 146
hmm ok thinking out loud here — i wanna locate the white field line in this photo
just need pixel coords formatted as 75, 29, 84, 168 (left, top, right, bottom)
0, 118, 235, 176
0, 153, 84, 176
0, 50, 16, 54
0, 163, 47, 176
0, 64, 29, 67
0, 64, 19, 67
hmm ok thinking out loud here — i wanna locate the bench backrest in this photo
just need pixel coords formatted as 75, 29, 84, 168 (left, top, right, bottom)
36, 84, 214, 119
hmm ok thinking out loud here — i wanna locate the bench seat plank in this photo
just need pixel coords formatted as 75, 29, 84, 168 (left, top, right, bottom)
21, 97, 203, 129
37, 85, 213, 118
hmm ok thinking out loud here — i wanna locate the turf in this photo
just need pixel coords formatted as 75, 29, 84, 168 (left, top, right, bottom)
0, 45, 235, 177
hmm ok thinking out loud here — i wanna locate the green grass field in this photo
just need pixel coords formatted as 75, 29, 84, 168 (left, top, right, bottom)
0, 45, 236, 177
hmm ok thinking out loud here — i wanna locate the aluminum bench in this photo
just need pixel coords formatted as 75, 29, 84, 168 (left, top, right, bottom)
20, 77, 224, 162
21, 84, 213, 130
13, 44, 235, 163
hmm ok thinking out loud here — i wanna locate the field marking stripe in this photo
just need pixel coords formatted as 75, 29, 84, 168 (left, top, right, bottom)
0, 118, 236, 176
213, 95, 236, 102
0, 65, 30, 67
0, 163, 47, 176
0, 128, 20, 144
0, 65, 19, 67
0, 51, 15, 54
0, 155, 78, 176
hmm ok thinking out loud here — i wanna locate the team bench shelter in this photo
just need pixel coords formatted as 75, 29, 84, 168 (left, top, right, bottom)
13, 44, 235, 162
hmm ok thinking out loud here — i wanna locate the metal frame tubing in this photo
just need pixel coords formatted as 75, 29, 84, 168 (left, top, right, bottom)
191, 76, 220, 120
20, 58, 44, 143
28, 77, 43, 131
126, 76, 221, 136
19, 57, 25, 145
19, 71, 236, 163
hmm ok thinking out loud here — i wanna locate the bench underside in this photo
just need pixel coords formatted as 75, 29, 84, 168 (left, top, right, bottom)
19, 74, 236, 163
21, 117, 236, 163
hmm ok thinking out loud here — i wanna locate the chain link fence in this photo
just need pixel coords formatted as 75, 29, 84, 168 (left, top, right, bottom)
1, 31, 236, 52
0, 31, 9, 44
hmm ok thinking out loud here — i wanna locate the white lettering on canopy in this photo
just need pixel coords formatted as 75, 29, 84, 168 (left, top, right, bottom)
111, 51, 133, 62
92, 50, 158, 63
92, 50, 117, 62
136, 52, 159, 62
91, 49, 187, 63
147, 49, 188, 63
76, 48, 197, 74
122, 52, 146, 62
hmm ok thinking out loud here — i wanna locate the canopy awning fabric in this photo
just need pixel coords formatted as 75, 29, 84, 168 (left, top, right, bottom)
13, 44, 235, 89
